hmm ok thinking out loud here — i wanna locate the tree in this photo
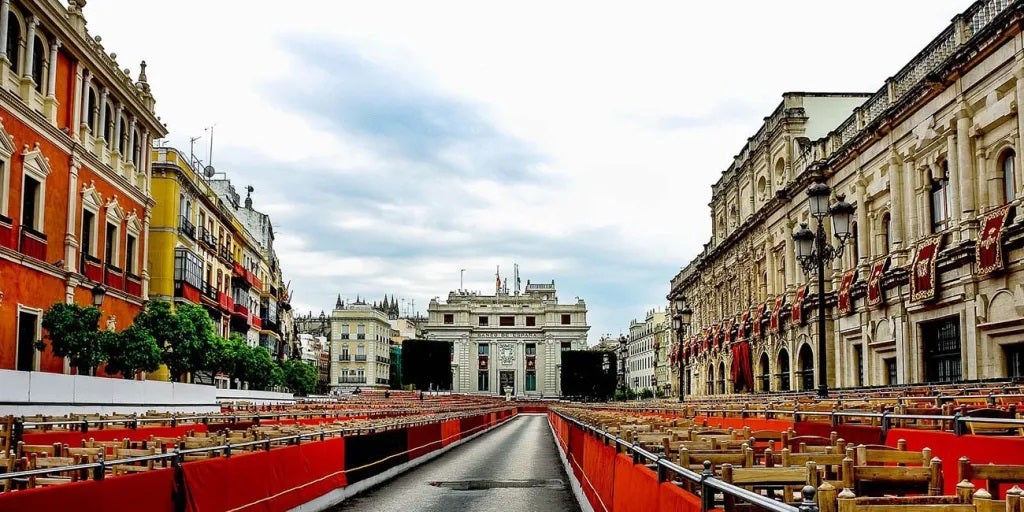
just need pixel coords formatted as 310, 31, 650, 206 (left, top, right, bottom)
246, 346, 276, 390
134, 301, 217, 382
100, 325, 162, 379
40, 303, 103, 375
280, 359, 317, 396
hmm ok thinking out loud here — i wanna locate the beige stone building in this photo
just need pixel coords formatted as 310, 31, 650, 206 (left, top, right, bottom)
423, 280, 590, 396
329, 299, 393, 392
626, 310, 670, 395
669, 0, 1024, 397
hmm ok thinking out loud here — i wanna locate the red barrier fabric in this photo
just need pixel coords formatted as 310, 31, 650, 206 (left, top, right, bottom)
887, 428, 1024, 495
407, 423, 442, 460
23, 425, 209, 446
611, 453, 659, 512
581, 433, 615, 512
183, 437, 347, 512
568, 424, 586, 482
794, 421, 882, 446
692, 416, 793, 432
659, 481, 702, 512
0, 467, 176, 512
518, 406, 548, 413
441, 419, 461, 446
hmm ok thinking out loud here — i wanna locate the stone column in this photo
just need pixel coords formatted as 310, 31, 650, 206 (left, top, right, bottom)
1015, 65, 1024, 197
784, 219, 796, 290
97, 88, 108, 141
0, 0, 10, 65
142, 208, 151, 299
856, 178, 870, 264
79, 70, 92, 134
981, 146, 997, 210
64, 153, 81, 273
45, 41, 58, 97
21, 16, 34, 79
956, 108, 976, 238
765, 240, 776, 296
946, 132, 962, 242
113, 104, 123, 155
889, 153, 905, 253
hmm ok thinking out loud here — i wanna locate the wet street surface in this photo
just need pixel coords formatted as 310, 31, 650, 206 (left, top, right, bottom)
334, 414, 582, 512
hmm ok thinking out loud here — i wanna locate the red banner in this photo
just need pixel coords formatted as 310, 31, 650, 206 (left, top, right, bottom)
911, 234, 943, 302
977, 205, 1012, 276
791, 284, 809, 325
769, 295, 785, 334
730, 341, 754, 392
752, 302, 766, 337
866, 257, 890, 307
837, 269, 857, 316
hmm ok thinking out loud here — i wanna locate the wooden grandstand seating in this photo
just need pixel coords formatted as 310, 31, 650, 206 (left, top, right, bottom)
958, 457, 1024, 499
27, 454, 80, 488
841, 454, 943, 497
963, 409, 1024, 436
111, 447, 156, 475
15, 442, 61, 459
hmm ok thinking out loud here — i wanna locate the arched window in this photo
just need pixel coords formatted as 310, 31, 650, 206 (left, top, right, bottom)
777, 349, 790, 391
930, 162, 951, 232
103, 104, 113, 142
1002, 149, 1016, 204
86, 87, 97, 133
132, 128, 142, 167
718, 361, 726, 394
31, 35, 43, 91
117, 115, 127, 154
799, 344, 815, 391
6, 14, 20, 72
707, 365, 715, 395
759, 353, 770, 392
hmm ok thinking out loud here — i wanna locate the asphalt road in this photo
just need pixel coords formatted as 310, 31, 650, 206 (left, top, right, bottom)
333, 414, 582, 512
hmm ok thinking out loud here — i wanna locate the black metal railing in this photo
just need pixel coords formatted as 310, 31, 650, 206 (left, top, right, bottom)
179, 216, 196, 240
354, 355, 367, 362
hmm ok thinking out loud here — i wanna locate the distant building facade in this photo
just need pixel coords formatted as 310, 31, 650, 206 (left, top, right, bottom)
423, 280, 590, 396
329, 299, 393, 392
626, 310, 668, 394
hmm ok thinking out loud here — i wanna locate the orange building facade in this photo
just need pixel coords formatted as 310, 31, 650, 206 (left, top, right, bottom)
0, 0, 165, 373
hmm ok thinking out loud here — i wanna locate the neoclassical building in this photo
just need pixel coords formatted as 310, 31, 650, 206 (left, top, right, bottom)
669, 0, 1024, 396
423, 280, 589, 396
626, 309, 669, 395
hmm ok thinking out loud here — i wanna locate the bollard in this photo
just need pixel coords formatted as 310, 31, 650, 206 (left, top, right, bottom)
817, 482, 836, 512
700, 460, 714, 512
799, 485, 819, 512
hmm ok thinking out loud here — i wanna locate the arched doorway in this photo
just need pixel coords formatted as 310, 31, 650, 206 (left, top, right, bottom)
799, 343, 815, 391
759, 353, 770, 392
718, 361, 726, 394
707, 364, 715, 395
777, 348, 790, 391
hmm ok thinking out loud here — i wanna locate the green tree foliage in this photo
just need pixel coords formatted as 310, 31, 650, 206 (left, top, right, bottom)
280, 359, 318, 396
100, 325, 162, 379
40, 303, 103, 375
246, 346, 276, 390
133, 301, 218, 382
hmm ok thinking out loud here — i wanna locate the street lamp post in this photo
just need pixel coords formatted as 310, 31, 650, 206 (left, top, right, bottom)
792, 182, 855, 398
618, 334, 628, 400
672, 298, 692, 402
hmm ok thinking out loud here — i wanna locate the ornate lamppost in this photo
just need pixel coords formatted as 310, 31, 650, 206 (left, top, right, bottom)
618, 334, 628, 400
792, 182, 855, 398
672, 298, 693, 402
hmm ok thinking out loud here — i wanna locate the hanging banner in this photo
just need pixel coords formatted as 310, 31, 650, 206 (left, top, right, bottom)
769, 295, 785, 333
866, 256, 890, 307
730, 340, 754, 393
726, 317, 736, 342
837, 269, 858, 316
791, 284, 809, 325
911, 234, 944, 302
977, 205, 1013, 276
752, 302, 767, 337
739, 309, 750, 339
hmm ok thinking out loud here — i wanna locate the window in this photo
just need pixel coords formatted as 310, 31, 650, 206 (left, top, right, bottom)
5, 15, 18, 72
16, 309, 40, 372
443, 313, 454, 324
478, 316, 488, 326
357, 324, 365, 340
341, 344, 350, 357
881, 213, 891, 254
885, 358, 897, 385
125, 233, 137, 274
356, 344, 365, 356
777, 349, 790, 392
561, 341, 571, 351
341, 324, 349, 340
1002, 149, 1016, 204
930, 164, 951, 232
104, 104, 113, 142
81, 210, 96, 258
104, 222, 119, 267
132, 128, 142, 166
499, 316, 514, 326
525, 371, 536, 391
31, 35, 43, 92
21, 175, 41, 231
1006, 345, 1024, 379
478, 371, 489, 391
526, 316, 536, 326
478, 344, 489, 356
525, 343, 536, 356
854, 344, 864, 387
0, 161, 7, 218
173, 248, 202, 289
86, 88, 97, 133
922, 317, 961, 383
561, 314, 571, 325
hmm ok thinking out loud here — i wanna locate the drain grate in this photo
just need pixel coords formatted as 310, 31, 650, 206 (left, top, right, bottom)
429, 479, 566, 490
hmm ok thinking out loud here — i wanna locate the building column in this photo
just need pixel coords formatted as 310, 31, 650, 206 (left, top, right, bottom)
855, 178, 870, 266
784, 219, 796, 290
112, 104, 123, 155
888, 153, 905, 253
979, 146, 995, 210
142, 208, 151, 299
19, 16, 36, 99
64, 153, 81, 273
946, 132, 963, 243
43, 40, 59, 122
1015, 64, 1024, 198
0, 0, 10, 66
765, 240, 776, 296
127, 117, 137, 167
956, 107, 977, 238
97, 88, 108, 141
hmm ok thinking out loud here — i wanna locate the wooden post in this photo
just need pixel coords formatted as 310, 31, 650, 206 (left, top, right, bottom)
972, 487, 991, 507
836, 487, 856, 512
817, 481, 837, 512
721, 463, 736, 512
842, 456, 854, 491
1006, 486, 1023, 512
929, 457, 943, 496
956, 479, 976, 504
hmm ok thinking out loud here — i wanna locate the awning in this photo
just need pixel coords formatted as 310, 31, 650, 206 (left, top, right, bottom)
911, 234, 944, 302
977, 205, 1013, 276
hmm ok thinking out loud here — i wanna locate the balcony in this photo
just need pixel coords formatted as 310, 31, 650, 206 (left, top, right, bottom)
174, 279, 201, 304
376, 377, 388, 385
218, 292, 233, 312
376, 355, 388, 364
354, 355, 367, 362
19, 227, 46, 260
199, 281, 219, 305
337, 377, 365, 384
338, 354, 351, 362
81, 254, 103, 282
104, 264, 124, 290
217, 245, 233, 264
198, 226, 216, 251
356, 334, 366, 340
179, 216, 196, 241
0, 214, 12, 249
252, 316, 263, 330
232, 261, 245, 278
125, 273, 142, 297
232, 303, 249, 319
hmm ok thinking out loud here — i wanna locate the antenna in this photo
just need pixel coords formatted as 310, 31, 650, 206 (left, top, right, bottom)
205, 124, 217, 168
189, 134, 203, 164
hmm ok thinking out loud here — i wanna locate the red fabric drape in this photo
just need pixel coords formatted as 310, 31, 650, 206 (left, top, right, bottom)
730, 341, 754, 392
866, 256, 889, 307
612, 453, 659, 512
659, 481, 702, 512
23, 425, 209, 446
441, 419, 461, 446
977, 205, 1012, 275
910, 235, 943, 302
887, 428, 1024, 495
837, 269, 857, 316
0, 467, 176, 512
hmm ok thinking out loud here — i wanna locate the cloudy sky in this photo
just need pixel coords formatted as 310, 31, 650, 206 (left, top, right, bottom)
86, 0, 966, 343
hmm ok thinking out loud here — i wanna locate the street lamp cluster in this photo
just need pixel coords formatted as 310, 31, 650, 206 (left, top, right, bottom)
671, 298, 692, 402
791, 182, 855, 398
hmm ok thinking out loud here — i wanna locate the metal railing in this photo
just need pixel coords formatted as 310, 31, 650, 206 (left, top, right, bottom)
554, 410, 811, 512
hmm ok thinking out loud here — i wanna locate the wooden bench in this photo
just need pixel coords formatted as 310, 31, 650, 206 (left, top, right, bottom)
959, 457, 1024, 499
